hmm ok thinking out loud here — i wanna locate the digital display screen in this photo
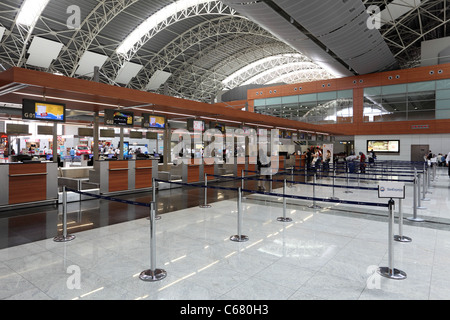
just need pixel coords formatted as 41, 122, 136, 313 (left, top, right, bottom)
142, 114, 166, 128
113, 111, 133, 126
22, 99, 66, 122
211, 122, 225, 134
193, 120, 204, 131
188, 119, 204, 132
104, 109, 134, 126
367, 140, 400, 153
35, 102, 64, 120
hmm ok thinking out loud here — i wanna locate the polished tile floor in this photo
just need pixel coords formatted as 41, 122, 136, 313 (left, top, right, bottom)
1, 166, 449, 300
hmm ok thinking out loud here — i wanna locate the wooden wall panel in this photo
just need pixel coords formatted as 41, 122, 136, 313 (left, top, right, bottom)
9, 164, 47, 204
135, 161, 153, 189
108, 161, 129, 192
187, 165, 200, 183
204, 164, 215, 180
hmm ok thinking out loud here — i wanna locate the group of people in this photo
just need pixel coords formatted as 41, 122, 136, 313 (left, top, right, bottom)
430, 150, 450, 178
305, 146, 332, 173
344, 149, 376, 174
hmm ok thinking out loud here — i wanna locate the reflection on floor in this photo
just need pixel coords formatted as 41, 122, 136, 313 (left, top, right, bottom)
0, 167, 449, 300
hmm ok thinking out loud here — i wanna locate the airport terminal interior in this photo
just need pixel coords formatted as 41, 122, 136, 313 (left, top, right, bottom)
1, 0, 450, 302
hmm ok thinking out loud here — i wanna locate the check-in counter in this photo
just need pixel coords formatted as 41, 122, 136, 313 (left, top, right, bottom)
235, 157, 246, 176
178, 158, 216, 183
247, 156, 257, 175
89, 159, 158, 194
295, 155, 306, 170
0, 162, 58, 208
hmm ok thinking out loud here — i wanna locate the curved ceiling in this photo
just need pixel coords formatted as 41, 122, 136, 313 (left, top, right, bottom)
0, 0, 448, 105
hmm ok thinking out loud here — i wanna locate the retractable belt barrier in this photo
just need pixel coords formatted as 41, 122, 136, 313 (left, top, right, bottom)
53, 186, 167, 282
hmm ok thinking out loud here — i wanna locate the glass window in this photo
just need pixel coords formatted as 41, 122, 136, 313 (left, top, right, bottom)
382, 84, 407, 95
436, 100, 450, 119
436, 79, 450, 90
317, 91, 336, 101
265, 97, 282, 106
281, 95, 298, 104
436, 89, 450, 100
408, 81, 435, 93
338, 90, 353, 99
364, 87, 382, 96
298, 93, 317, 103
254, 99, 266, 107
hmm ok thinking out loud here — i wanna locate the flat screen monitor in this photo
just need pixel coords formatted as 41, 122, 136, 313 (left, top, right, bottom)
210, 122, 225, 134
22, 99, 66, 122
142, 113, 166, 128
104, 109, 134, 126
367, 140, 400, 153
188, 119, 204, 132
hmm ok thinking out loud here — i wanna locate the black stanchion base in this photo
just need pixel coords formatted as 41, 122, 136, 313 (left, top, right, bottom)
377, 267, 407, 280
53, 234, 76, 242
199, 205, 212, 208
230, 235, 249, 242
328, 197, 339, 200
394, 235, 412, 243
277, 217, 293, 222
139, 268, 167, 282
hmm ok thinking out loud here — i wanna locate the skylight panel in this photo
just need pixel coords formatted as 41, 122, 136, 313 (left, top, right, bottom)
16, 0, 50, 27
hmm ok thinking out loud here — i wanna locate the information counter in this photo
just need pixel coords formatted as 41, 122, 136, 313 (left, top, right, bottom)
89, 159, 158, 194
0, 162, 58, 208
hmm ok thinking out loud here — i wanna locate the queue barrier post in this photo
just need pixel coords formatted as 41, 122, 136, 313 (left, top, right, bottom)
230, 188, 249, 242
408, 170, 425, 222
140, 202, 167, 282
277, 179, 293, 222
344, 164, 353, 194
329, 166, 339, 201
199, 173, 212, 208
377, 198, 407, 280
427, 165, 433, 192
150, 178, 161, 220
289, 167, 294, 188
421, 172, 431, 202
417, 174, 427, 209
53, 186, 76, 242
308, 173, 322, 209
394, 198, 412, 243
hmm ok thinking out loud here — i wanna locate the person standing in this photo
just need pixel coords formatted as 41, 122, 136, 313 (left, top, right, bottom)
359, 152, 366, 173
446, 151, 450, 178
257, 148, 271, 191
306, 147, 313, 171
70, 147, 75, 162
368, 148, 376, 167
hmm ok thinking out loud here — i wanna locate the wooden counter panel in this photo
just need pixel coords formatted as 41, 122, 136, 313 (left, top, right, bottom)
204, 165, 215, 180
135, 160, 154, 168
109, 170, 128, 192
247, 163, 256, 174
237, 164, 246, 175
135, 168, 152, 189
9, 175, 46, 204
187, 165, 200, 183
108, 161, 129, 170
9, 163, 46, 175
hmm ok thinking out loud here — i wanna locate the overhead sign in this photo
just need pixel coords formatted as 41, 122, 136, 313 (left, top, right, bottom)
378, 182, 405, 199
